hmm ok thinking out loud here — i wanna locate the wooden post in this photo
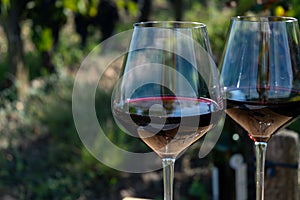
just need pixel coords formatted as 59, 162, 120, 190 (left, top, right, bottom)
265, 129, 299, 200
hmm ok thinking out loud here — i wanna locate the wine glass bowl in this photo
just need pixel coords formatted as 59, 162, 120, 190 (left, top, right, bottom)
112, 21, 223, 199
220, 16, 300, 199
221, 16, 300, 142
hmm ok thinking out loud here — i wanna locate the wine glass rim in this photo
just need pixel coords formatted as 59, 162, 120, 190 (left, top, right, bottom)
133, 21, 207, 29
232, 16, 297, 23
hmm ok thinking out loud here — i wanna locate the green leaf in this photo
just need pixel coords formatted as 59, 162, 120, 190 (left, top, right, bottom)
236, 0, 256, 15
1, 0, 9, 5
36, 28, 54, 51
62, 0, 78, 12
188, 181, 207, 199
1, 0, 11, 15
126, 1, 138, 16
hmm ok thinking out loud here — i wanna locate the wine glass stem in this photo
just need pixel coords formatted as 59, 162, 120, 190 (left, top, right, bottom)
255, 141, 267, 200
162, 158, 175, 200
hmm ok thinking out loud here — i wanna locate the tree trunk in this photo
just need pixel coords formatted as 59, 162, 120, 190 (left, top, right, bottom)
139, 0, 152, 22
265, 129, 299, 200
170, 0, 183, 21
1, 0, 29, 99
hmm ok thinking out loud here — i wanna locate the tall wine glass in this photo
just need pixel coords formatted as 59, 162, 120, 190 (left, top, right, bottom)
112, 21, 223, 200
220, 16, 300, 200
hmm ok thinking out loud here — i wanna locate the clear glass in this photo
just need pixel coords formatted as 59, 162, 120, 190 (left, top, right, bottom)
220, 16, 300, 200
112, 21, 223, 200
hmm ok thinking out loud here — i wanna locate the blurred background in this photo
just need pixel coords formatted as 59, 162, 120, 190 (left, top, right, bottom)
0, 0, 300, 199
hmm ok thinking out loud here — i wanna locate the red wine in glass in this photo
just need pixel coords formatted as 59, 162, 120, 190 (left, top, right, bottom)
226, 90, 300, 142
114, 96, 222, 158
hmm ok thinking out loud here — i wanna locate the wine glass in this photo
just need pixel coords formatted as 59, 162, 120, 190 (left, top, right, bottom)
112, 21, 223, 200
220, 16, 300, 200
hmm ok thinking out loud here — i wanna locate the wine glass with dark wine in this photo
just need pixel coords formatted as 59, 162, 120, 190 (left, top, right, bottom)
112, 21, 224, 200
220, 16, 300, 200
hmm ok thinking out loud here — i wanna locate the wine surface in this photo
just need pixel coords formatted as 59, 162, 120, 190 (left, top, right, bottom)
226, 96, 300, 142
113, 96, 221, 158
